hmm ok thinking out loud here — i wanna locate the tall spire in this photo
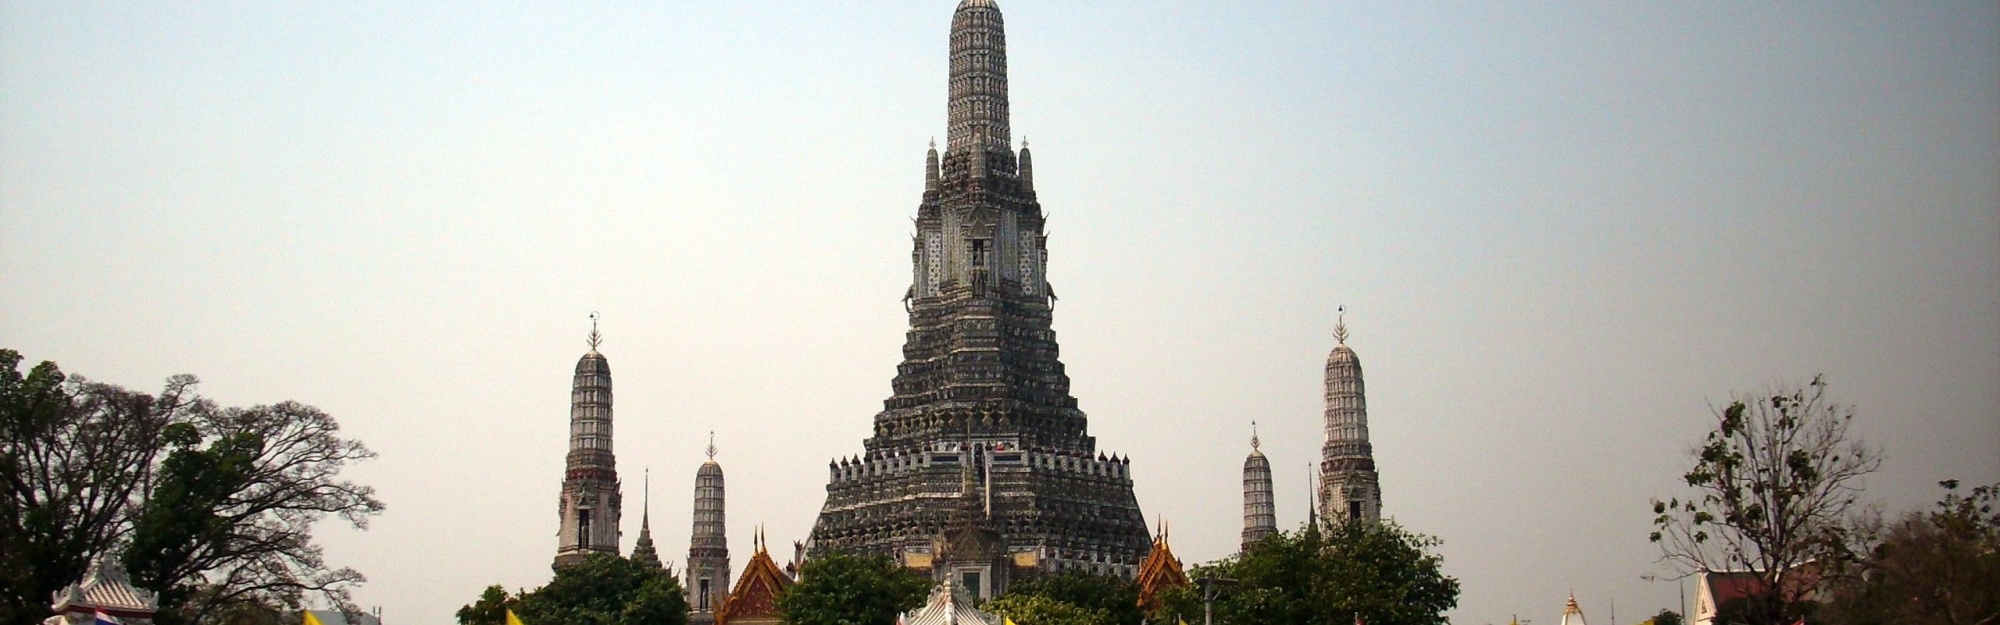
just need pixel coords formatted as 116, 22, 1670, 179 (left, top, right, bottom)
811, 0, 1152, 581
946, 0, 1010, 155
1306, 464, 1318, 531
688, 435, 731, 621
1319, 308, 1382, 524
556, 314, 621, 568
1241, 422, 1275, 552
632, 468, 663, 570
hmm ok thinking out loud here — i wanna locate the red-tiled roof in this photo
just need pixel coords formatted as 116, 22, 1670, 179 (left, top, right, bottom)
715, 543, 793, 625
1135, 527, 1189, 612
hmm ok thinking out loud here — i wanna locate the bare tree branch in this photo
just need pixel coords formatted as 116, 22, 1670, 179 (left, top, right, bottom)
1651, 377, 1880, 625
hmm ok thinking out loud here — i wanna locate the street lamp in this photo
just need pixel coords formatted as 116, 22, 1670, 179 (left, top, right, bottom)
1194, 575, 1238, 625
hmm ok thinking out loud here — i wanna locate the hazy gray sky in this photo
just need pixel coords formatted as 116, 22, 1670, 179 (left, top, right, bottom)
4, 1, 1995, 623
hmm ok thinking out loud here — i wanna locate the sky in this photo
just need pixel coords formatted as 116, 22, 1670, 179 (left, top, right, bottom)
3, 1, 1996, 624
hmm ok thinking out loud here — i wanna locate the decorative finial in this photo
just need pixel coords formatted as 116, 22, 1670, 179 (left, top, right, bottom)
642, 468, 651, 525
587, 312, 603, 350
1251, 421, 1260, 450
707, 431, 717, 460
1333, 305, 1348, 344
1022, 136, 1029, 149
929, 137, 937, 150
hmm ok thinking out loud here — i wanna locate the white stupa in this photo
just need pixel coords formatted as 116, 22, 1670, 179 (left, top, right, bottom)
1560, 594, 1590, 625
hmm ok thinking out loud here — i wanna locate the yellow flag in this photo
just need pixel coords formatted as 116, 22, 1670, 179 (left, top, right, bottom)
302, 613, 325, 625
506, 609, 527, 625
1177, 619, 1189, 625
1004, 618, 1018, 625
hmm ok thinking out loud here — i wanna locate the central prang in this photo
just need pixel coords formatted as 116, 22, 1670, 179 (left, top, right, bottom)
805, 0, 1152, 601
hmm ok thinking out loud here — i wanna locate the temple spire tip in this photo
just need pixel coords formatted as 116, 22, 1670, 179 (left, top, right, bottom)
587, 311, 603, 350
1333, 305, 1348, 344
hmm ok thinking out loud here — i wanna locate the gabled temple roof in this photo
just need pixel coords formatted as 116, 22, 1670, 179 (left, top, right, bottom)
901, 580, 1001, 625
715, 533, 793, 625
1134, 523, 1189, 611
50, 554, 158, 617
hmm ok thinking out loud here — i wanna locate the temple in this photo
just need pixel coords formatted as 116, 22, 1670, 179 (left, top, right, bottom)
1317, 310, 1382, 523
808, 0, 1150, 592
1133, 523, 1189, 615
554, 317, 623, 568
714, 530, 792, 625
43, 555, 158, 625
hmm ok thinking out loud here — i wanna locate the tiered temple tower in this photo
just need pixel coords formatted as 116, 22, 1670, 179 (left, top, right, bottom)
809, 0, 1151, 583
1317, 312, 1382, 523
687, 434, 730, 621
1241, 424, 1276, 551
555, 319, 623, 568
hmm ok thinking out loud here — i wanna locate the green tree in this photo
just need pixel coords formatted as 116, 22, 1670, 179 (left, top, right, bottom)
504, 554, 688, 625
456, 585, 519, 625
1003, 571, 1141, 625
456, 557, 690, 625
1158, 520, 1459, 625
1650, 377, 1879, 625
776, 551, 930, 625
1646, 609, 1683, 625
123, 400, 382, 625
982, 594, 1109, 625
1, 351, 188, 625
1819, 480, 2000, 625
0, 349, 383, 625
